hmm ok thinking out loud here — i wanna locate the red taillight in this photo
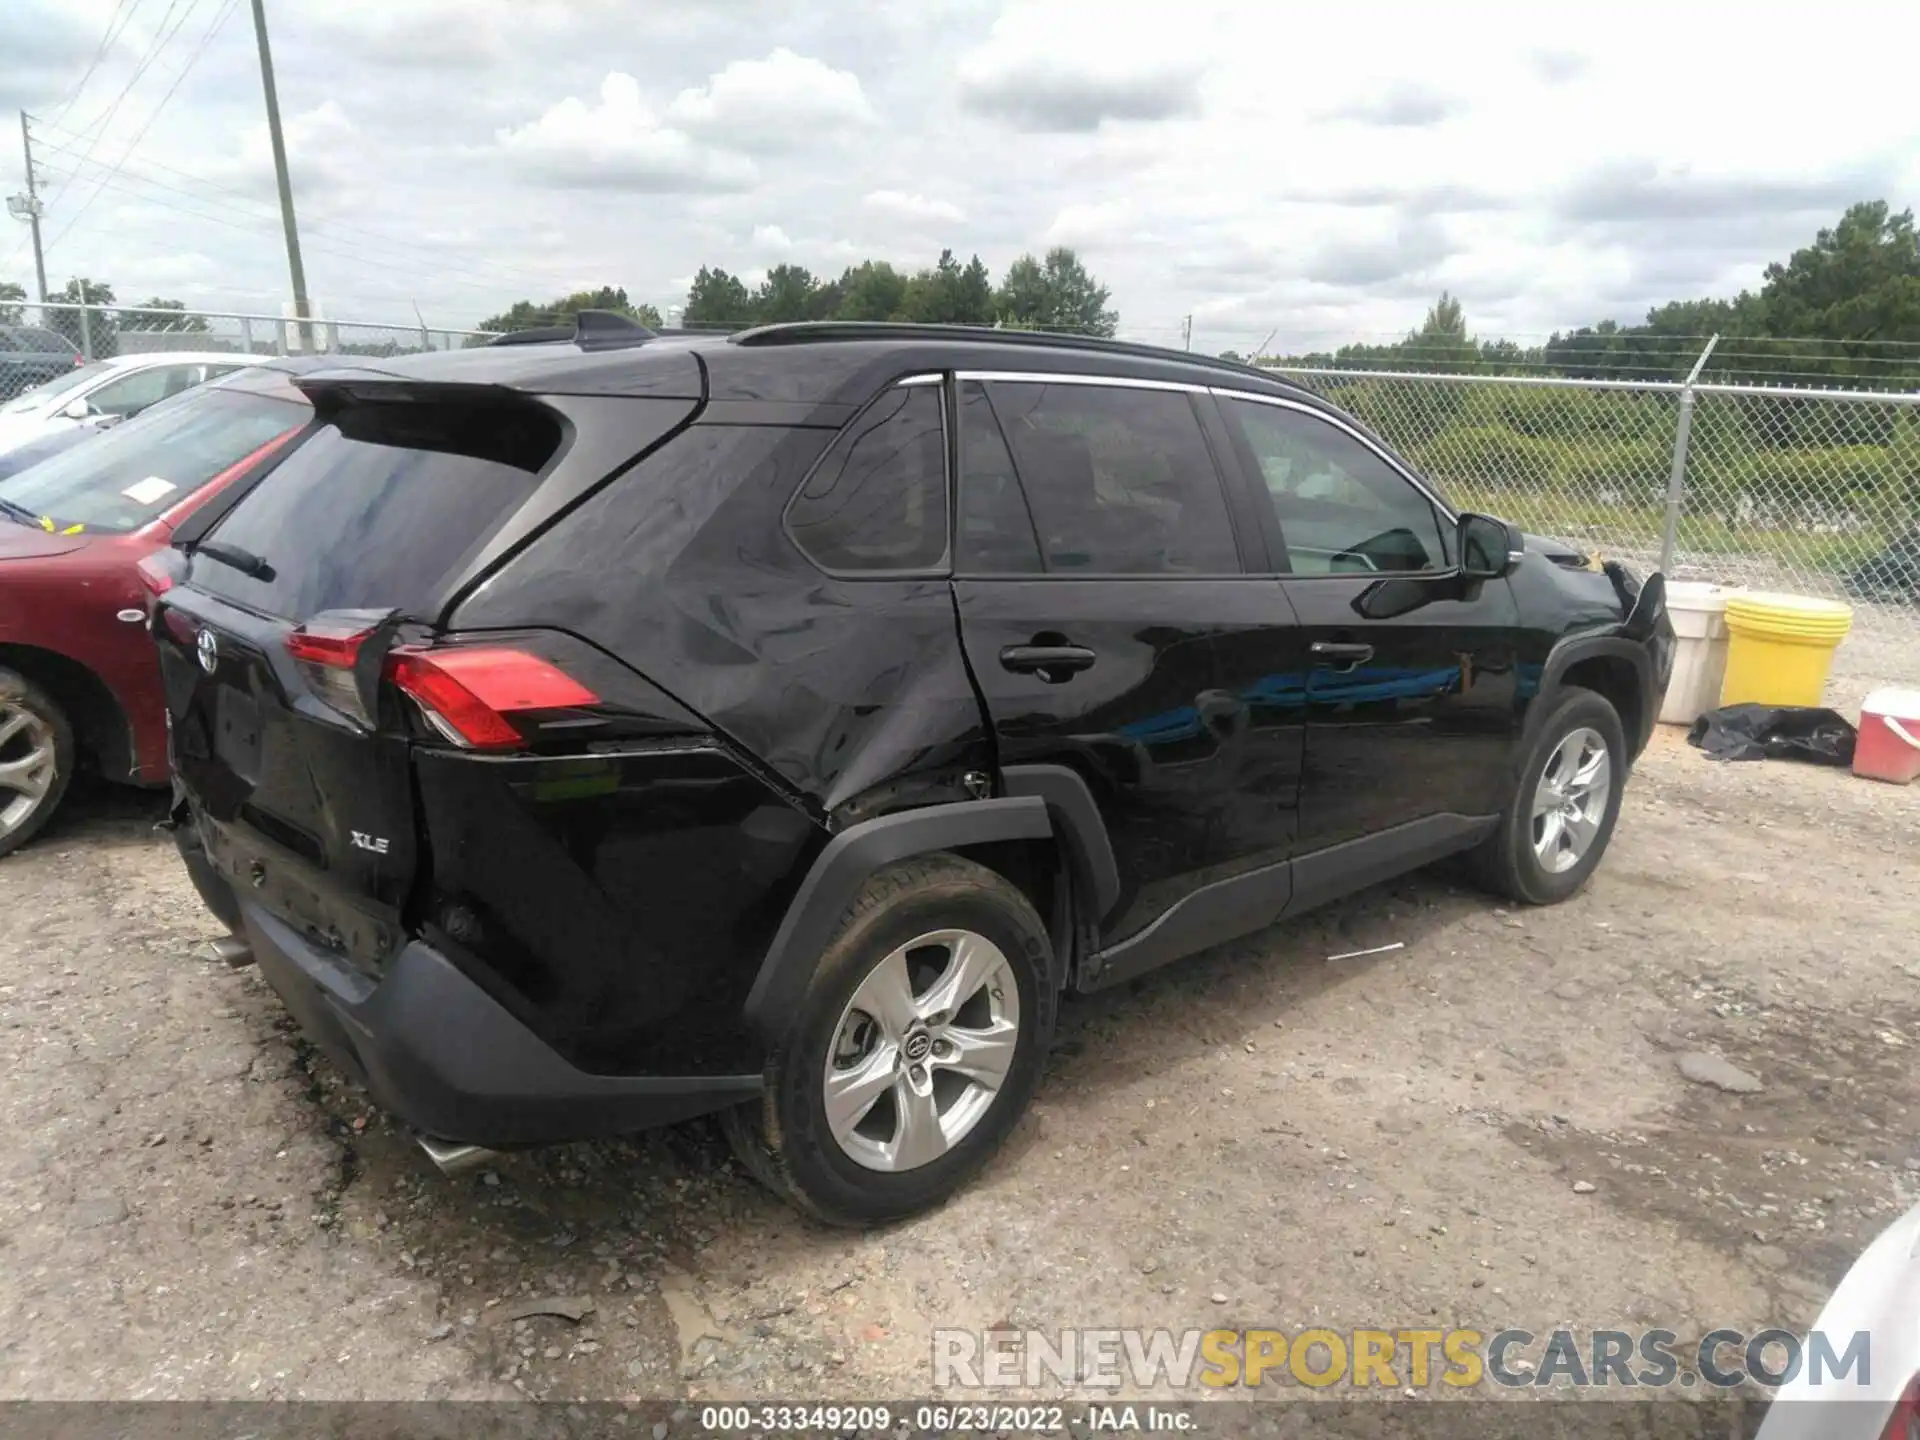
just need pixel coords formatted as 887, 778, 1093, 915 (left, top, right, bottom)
285, 623, 371, 668
136, 551, 178, 595
388, 646, 599, 751
1883, 1374, 1920, 1440
285, 619, 380, 729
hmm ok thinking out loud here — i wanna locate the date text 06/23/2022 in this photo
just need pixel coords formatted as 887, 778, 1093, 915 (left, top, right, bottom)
699, 1404, 1188, 1433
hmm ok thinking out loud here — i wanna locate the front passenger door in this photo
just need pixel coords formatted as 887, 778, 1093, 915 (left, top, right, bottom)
1217, 395, 1521, 852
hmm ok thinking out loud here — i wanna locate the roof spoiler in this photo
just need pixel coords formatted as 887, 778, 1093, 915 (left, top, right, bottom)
487, 309, 656, 351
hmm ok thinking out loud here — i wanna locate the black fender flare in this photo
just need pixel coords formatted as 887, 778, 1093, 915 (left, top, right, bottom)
1528, 632, 1658, 761
1000, 763, 1121, 925
741, 796, 1053, 1041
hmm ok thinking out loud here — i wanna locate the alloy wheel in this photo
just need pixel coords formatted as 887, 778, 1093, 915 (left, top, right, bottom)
1530, 726, 1611, 874
0, 701, 58, 845
822, 928, 1022, 1173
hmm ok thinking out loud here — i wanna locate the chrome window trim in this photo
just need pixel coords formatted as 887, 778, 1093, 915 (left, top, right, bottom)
894, 372, 943, 386
954, 369, 1206, 395
1206, 386, 1457, 522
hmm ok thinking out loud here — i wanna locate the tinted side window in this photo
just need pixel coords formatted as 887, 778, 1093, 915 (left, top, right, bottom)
957, 380, 1041, 572
1224, 398, 1448, 575
90, 364, 201, 417
787, 384, 947, 572
990, 381, 1238, 574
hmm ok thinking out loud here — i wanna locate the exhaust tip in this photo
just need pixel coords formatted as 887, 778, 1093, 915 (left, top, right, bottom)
211, 935, 254, 969
416, 1134, 497, 1176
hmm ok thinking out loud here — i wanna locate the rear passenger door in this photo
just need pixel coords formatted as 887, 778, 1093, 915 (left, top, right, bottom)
951, 374, 1303, 951
1215, 393, 1521, 852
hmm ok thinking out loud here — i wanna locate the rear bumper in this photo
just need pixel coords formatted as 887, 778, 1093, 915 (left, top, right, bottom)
236, 900, 761, 1148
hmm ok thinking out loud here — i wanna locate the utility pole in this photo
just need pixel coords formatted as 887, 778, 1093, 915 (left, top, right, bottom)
1181, 314, 1193, 351
11, 111, 48, 303
249, 0, 312, 349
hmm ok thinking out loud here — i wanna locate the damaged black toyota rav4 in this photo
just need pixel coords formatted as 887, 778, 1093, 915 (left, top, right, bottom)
153, 317, 1673, 1225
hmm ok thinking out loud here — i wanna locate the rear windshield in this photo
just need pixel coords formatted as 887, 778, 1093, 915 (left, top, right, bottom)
1, 360, 110, 414
0, 388, 308, 534
191, 396, 561, 619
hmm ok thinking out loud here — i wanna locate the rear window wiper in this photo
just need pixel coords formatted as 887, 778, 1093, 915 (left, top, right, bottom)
196, 540, 276, 582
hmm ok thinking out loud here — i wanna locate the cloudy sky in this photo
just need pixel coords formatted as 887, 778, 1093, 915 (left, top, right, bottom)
2, 0, 1915, 351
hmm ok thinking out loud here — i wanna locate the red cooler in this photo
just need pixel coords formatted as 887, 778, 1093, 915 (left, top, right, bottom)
1854, 687, 1920, 785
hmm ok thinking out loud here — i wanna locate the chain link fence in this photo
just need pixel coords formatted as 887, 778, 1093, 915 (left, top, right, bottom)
1273, 365, 1920, 636
0, 301, 494, 404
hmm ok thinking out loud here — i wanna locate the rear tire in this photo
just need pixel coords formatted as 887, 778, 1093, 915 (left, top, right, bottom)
0, 667, 73, 859
1471, 685, 1626, 905
723, 853, 1055, 1226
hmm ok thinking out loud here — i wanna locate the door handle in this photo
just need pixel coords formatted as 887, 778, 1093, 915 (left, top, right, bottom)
1000, 643, 1097, 681
1310, 641, 1374, 672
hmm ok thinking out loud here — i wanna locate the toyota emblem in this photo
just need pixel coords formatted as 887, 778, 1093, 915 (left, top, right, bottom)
903, 1031, 933, 1061
196, 628, 219, 675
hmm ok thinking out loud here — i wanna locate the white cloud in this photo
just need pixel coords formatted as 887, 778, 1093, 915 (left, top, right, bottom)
751, 223, 794, 254
4, 0, 1916, 352
1043, 200, 1138, 249
957, 0, 1208, 131
667, 48, 874, 152
496, 73, 757, 192
864, 190, 967, 224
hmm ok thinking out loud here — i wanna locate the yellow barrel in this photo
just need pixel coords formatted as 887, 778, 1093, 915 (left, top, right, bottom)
1719, 592, 1853, 707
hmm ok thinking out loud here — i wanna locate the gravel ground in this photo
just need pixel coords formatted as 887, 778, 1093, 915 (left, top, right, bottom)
1, 641, 1914, 1406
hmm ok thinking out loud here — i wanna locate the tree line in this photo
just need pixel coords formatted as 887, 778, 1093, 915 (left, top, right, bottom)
0, 277, 209, 357
1262, 202, 1920, 387
476, 246, 1119, 337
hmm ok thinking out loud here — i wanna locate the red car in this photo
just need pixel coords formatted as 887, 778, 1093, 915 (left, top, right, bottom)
0, 364, 316, 855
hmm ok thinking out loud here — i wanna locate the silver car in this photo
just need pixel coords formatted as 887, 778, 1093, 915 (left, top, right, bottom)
1756, 1199, 1920, 1438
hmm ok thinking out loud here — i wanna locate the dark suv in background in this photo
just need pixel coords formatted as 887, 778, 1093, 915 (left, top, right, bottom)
155, 318, 1672, 1225
0, 324, 82, 398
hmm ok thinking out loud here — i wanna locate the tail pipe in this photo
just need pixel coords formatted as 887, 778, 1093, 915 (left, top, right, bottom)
416, 1134, 498, 1176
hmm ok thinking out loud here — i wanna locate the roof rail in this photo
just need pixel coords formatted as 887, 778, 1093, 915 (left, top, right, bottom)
727, 321, 1292, 387
487, 309, 656, 351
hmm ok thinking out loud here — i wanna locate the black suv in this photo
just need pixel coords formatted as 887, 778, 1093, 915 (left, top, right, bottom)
154, 319, 1673, 1224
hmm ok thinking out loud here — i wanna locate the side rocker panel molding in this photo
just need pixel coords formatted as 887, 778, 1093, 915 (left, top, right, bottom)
741, 796, 1053, 1039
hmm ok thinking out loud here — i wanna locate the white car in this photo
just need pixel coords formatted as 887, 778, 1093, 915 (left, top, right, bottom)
0, 351, 250, 458
1756, 1199, 1920, 1438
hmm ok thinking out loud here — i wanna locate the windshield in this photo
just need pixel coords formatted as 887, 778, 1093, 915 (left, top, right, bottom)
0, 387, 309, 534
0, 361, 113, 415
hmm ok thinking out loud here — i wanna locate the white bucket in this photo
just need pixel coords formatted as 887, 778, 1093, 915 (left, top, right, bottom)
1660, 581, 1738, 725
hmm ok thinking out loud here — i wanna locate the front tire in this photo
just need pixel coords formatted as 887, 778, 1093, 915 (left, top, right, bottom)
0, 668, 73, 859
1472, 685, 1626, 905
724, 853, 1056, 1226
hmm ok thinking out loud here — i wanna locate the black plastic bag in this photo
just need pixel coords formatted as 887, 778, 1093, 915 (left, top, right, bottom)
1687, 703, 1857, 764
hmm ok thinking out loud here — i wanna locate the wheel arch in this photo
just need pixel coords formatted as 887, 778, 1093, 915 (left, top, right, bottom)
0, 642, 137, 783
1531, 634, 1655, 762
742, 796, 1054, 1042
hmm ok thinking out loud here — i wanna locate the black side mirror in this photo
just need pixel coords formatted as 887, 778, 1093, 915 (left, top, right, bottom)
1459, 513, 1524, 580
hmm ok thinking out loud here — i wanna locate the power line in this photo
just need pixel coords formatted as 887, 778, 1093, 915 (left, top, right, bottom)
28, 165, 580, 306
40, 0, 235, 255
30, 117, 587, 297
44, 0, 147, 132
35, 158, 583, 300
34, 0, 196, 215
